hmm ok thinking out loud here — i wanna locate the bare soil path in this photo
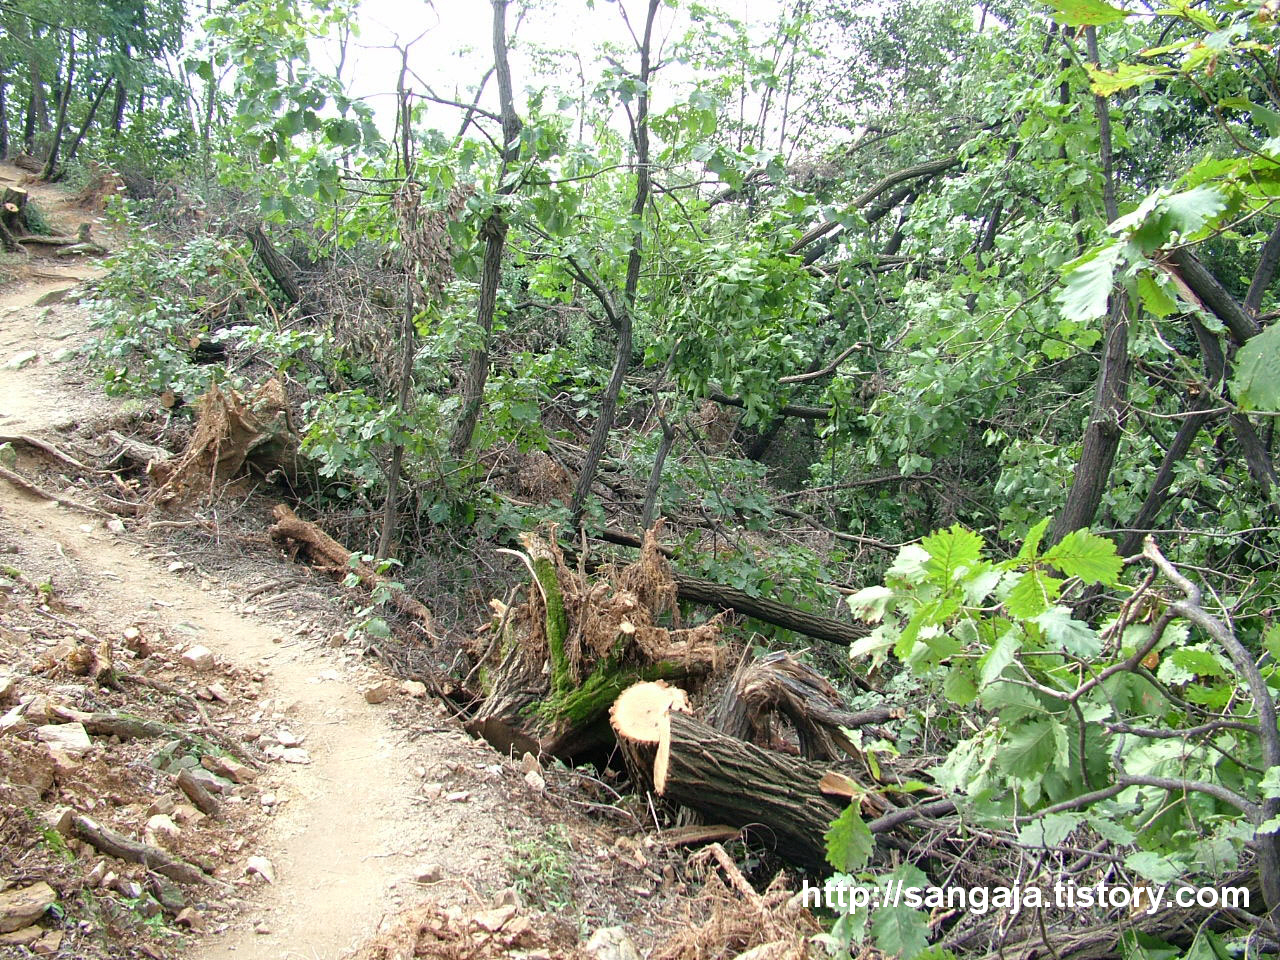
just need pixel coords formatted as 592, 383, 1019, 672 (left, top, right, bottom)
0, 164, 521, 959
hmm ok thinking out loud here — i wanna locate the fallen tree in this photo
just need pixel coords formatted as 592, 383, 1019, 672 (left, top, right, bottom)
594, 527, 872, 677
611, 680, 848, 873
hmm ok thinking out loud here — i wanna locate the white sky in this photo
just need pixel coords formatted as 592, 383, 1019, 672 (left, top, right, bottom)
337, 0, 784, 136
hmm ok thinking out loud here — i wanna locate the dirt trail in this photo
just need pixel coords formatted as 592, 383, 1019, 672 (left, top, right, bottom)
0, 165, 516, 959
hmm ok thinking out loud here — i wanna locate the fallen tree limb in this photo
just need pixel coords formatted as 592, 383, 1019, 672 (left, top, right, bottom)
71, 813, 213, 886
788, 155, 961, 255
104, 430, 172, 469
269, 503, 439, 639
0, 433, 97, 474
0, 463, 114, 517
707, 388, 832, 420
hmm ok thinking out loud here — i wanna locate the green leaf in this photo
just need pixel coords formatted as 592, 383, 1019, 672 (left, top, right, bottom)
888, 544, 930, 584
1033, 606, 1102, 657
847, 585, 894, 623
943, 665, 978, 705
1231, 322, 1280, 412
1005, 569, 1062, 619
825, 803, 874, 873
1122, 931, 1181, 960
1137, 273, 1177, 318
1124, 851, 1182, 884
870, 902, 930, 960
850, 626, 898, 669
1086, 62, 1171, 96
1042, 529, 1123, 585
998, 718, 1068, 779
1265, 623, 1280, 661
1017, 812, 1080, 848
1058, 241, 1123, 322
1160, 185, 1228, 238
1015, 517, 1051, 564
921, 524, 984, 584
980, 628, 1021, 688
1045, 0, 1129, 26
1184, 931, 1232, 960
1166, 646, 1226, 678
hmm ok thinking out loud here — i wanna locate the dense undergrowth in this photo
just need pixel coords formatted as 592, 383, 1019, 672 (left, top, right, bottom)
7, 0, 1280, 956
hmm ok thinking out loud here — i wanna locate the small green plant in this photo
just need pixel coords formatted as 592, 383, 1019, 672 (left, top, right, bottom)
506, 826, 575, 913
26, 809, 75, 862
343, 553, 403, 642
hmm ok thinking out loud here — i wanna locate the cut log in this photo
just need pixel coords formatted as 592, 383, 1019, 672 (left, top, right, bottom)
643, 704, 847, 873
269, 503, 439, 639
13, 153, 41, 173
610, 681, 691, 796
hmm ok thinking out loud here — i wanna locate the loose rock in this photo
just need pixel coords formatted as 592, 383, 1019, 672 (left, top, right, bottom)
201, 754, 256, 783
363, 681, 395, 704
585, 926, 643, 960
0, 882, 57, 934
246, 855, 275, 884
36, 722, 92, 755
180, 645, 215, 671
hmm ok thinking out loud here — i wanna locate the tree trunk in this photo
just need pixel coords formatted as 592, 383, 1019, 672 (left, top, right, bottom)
1117, 390, 1217, 558
1244, 220, 1280, 317
593, 527, 874, 666
23, 57, 40, 153
111, 75, 126, 133
0, 73, 8, 159
626, 703, 847, 873
40, 32, 74, 181
1050, 26, 1129, 545
447, 0, 522, 457
569, 0, 661, 523
245, 224, 302, 305
65, 76, 112, 163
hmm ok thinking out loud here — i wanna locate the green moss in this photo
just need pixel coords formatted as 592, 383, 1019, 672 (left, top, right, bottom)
535, 556, 572, 698
537, 657, 686, 727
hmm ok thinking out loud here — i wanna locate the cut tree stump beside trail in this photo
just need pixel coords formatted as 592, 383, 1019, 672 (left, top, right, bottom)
268, 503, 439, 639
467, 528, 724, 763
